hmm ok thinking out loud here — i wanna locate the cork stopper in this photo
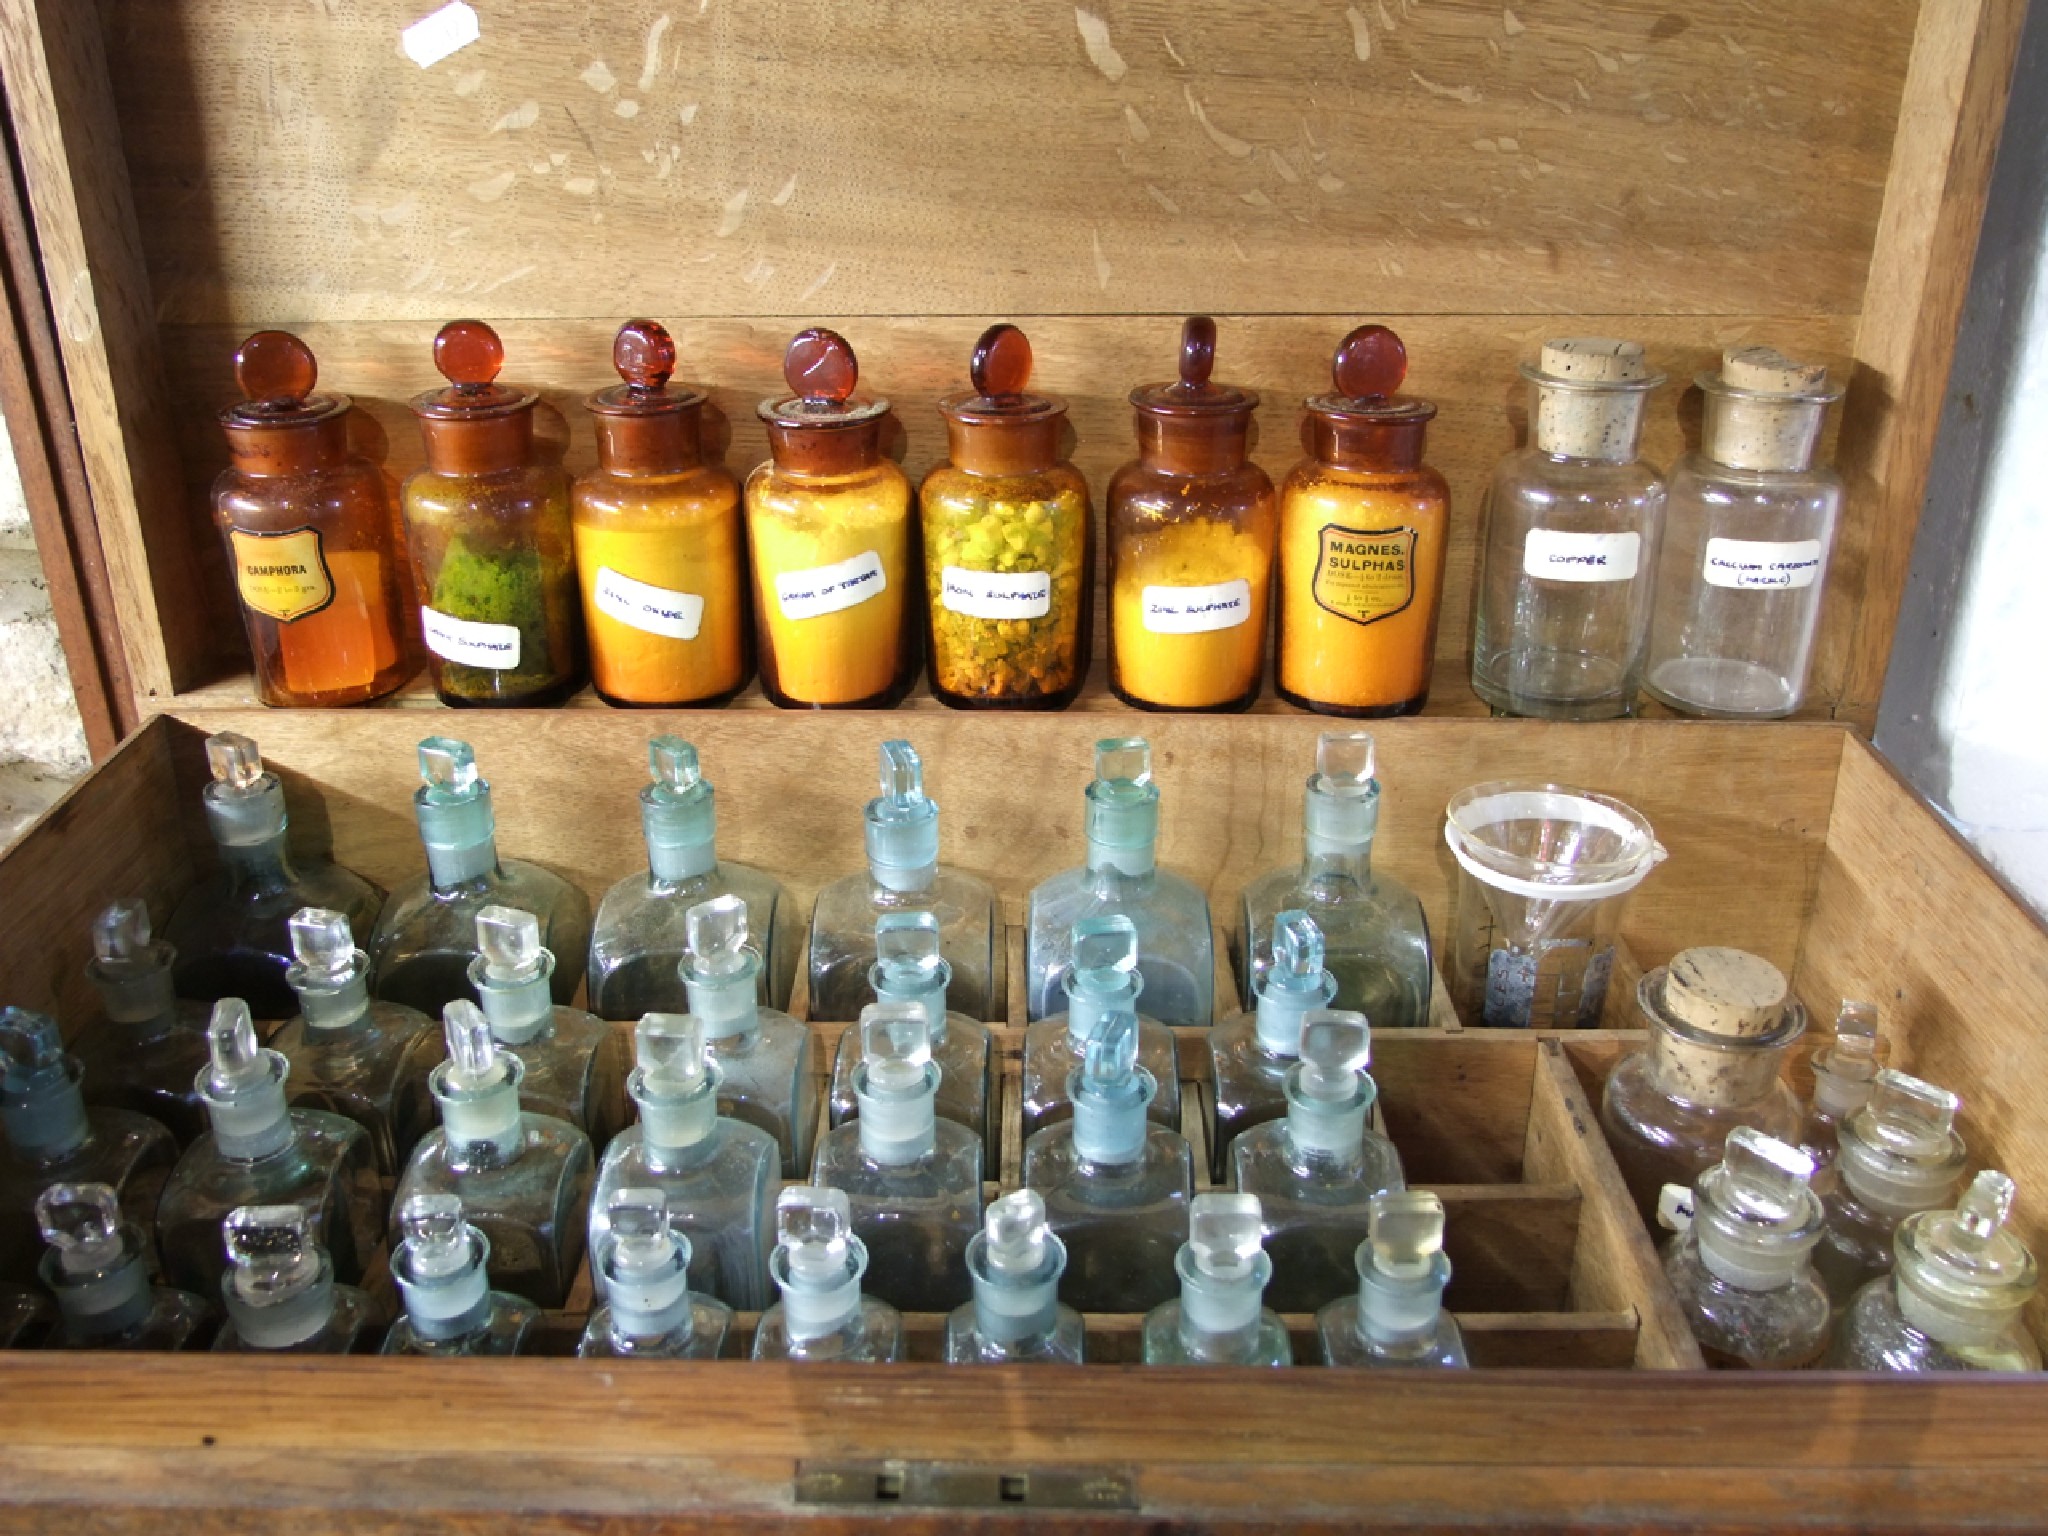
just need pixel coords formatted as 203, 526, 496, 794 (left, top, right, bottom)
1640, 948, 1804, 1112
1663, 947, 1788, 1039
1525, 337, 1662, 460
1703, 345, 1840, 474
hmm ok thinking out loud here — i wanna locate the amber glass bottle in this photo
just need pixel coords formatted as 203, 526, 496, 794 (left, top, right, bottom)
402, 319, 583, 707
744, 329, 915, 709
922, 324, 1091, 709
212, 331, 415, 706
1108, 317, 1274, 712
573, 320, 748, 707
1276, 325, 1449, 716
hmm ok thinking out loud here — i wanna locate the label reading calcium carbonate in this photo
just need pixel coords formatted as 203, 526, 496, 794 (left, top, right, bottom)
230, 526, 334, 623
1312, 524, 1415, 627
1142, 578, 1252, 635
1702, 537, 1823, 591
421, 605, 521, 670
593, 566, 705, 640
941, 566, 1051, 621
776, 550, 886, 621
1523, 528, 1641, 583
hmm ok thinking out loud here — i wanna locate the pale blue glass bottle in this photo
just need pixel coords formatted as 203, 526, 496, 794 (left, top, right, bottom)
1317, 1190, 1469, 1368
1140, 1193, 1291, 1366
35, 1182, 211, 1351
74, 900, 210, 1147
681, 894, 816, 1178
1021, 914, 1181, 1145
752, 1186, 905, 1363
579, 1187, 735, 1359
210, 1204, 373, 1353
381, 1192, 539, 1356
468, 905, 628, 1144
1205, 910, 1338, 1181
944, 1188, 1086, 1364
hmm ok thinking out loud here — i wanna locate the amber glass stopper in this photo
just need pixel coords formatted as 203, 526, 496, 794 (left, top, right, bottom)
786, 328, 857, 405
1179, 316, 1217, 391
972, 324, 1032, 398
236, 331, 316, 407
615, 319, 676, 396
1333, 325, 1406, 401
435, 319, 504, 392
1129, 314, 1256, 419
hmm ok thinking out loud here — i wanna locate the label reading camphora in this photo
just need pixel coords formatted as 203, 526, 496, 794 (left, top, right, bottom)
593, 566, 705, 640
422, 606, 521, 670
1702, 538, 1823, 591
776, 551, 886, 621
940, 566, 1051, 621
229, 527, 334, 623
1141, 578, 1252, 635
1522, 528, 1641, 583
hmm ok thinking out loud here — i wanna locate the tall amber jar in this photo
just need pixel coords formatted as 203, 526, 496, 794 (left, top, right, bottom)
572, 319, 748, 707
921, 323, 1091, 709
212, 330, 415, 706
1108, 317, 1275, 712
744, 328, 916, 709
402, 319, 582, 708
1276, 324, 1449, 716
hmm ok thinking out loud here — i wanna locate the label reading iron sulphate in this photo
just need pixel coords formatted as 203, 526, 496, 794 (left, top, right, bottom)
1523, 528, 1641, 583
1312, 524, 1416, 627
1141, 578, 1252, 635
421, 605, 521, 670
229, 526, 334, 623
593, 566, 705, 640
776, 550, 886, 621
1702, 538, 1823, 591
940, 566, 1051, 621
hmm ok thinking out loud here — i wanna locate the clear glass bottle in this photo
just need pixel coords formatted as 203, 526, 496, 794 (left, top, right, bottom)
752, 1185, 905, 1363
380, 1192, 538, 1357
1108, 316, 1274, 712
922, 322, 1092, 708
165, 732, 384, 1022
809, 740, 998, 1022
1025, 737, 1213, 1029
1643, 346, 1844, 717
590, 1013, 777, 1311
403, 318, 583, 707
212, 328, 415, 706
468, 905, 626, 1144
0, 1007, 175, 1288
1237, 733, 1430, 1025
745, 327, 916, 709
269, 907, 441, 1177
1600, 948, 1804, 1225
1659, 1127, 1831, 1369
1813, 1070, 1967, 1313
1828, 1169, 2041, 1373
0, 1285, 52, 1348
392, 1000, 594, 1308
367, 737, 592, 1019
1797, 999, 1886, 1188
944, 1189, 1086, 1364
210, 1204, 373, 1354
157, 1000, 381, 1300
35, 1183, 212, 1351
1276, 324, 1450, 717
589, 735, 799, 1018
812, 1003, 983, 1315
573, 319, 749, 707
1022, 1005, 1193, 1314
1141, 1193, 1292, 1367
681, 894, 816, 1178
1021, 914, 1182, 1146
74, 899, 210, 1147
579, 1187, 735, 1359
1232, 1009, 1404, 1313
1471, 338, 1667, 719
1317, 1190, 1469, 1368
1205, 911, 1336, 1181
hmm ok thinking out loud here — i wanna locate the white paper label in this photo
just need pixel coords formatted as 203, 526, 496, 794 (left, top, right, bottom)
1523, 528, 1641, 583
775, 550, 887, 621
941, 565, 1051, 620
593, 566, 704, 640
1141, 578, 1253, 635
1702, 538, 1823, 591
421, 605, 520, 669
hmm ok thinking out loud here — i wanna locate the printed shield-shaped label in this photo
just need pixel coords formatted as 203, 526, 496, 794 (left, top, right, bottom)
1312, 524, 1415, 627
231, 526, 334, 622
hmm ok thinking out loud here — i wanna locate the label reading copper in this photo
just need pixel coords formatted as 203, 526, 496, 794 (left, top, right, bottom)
1312, 524, 1415, 627
230, 527, 334, 623
1523, 528, 1640, 583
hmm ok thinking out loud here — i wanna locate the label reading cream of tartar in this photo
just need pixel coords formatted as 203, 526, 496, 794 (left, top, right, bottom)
1141, 578, 1252, 635
422, 605, 520, 669
594, 566, 705, 640
941, 566, 1051, 621
1702, 538, 1822, 590
1523, 528, 1641, 583
776, 551, 886, 621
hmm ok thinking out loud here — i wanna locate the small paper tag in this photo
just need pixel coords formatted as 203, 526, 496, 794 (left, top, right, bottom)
1141, 578, 1252, 635
422, 605, 521, 669
230, 526, 334, 623
1702, 537, 1823, 590
593, 566, 704, 640
776, 550, 887, 621
941, 566, 1051, 620
1522, 528, 1641, 583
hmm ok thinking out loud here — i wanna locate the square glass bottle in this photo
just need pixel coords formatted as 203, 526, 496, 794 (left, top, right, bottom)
211, 1204, 374, 1353
751, 1186, 904, 1363
1021, 914, 1181, 1145
1317, 1191, 1469, 1368
944, 1189, 1086, 1364
36, 1183, 213, 1351
809, 740, 997, 1022
1025, 738, 1213, 1029
1140, 1193, 1291, 1367
681, 894, 816, 1178
1797, 1000, 1886, 1189
381, 1192, 539, 1357
469, 905, 629, 1144
366, 738, 592, 1019
1206, 910, 1337, 1180
588, 737, 801, 1018
579, 1188, 735, 1359
73, 900, 211, 1147
1812, 1069, 1967, 1311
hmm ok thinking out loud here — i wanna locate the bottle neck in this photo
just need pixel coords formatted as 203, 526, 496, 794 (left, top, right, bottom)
1135, 413, 1250, 475
1070, 1072, 1153, 1166
87, 949, 181, 1041
46, 1241, 153, 1340
226, 1258, 337, 1350
1254, 971, 1338, 1057
431, 1060, 527, 1169
470, 953, 557, 1046
772, 1242, 867, 1342
855, 1063, 940, 1165
594, 409, 704, 476
290, 954, 373, 1034
1063, 974, 1142, 1048
416, 788, 500, 890
395, 1232, 493, 1342
871, 978, 950, 1046
1284, 1070, 1371, 1159
683, 956, 763, 1041
1301, 837, 1372, 888
1175, 1246, 1271, 1353
1357, 1255, 1451, 1352
221, 836, 297, 892
868, 861, 938, 898
200, 1051, 296, 1161
1085, 837, 1156, 880
1307, 415, 1427, 472
1646, 1021, 1789, 1109
632, 1072, 719, 1166
966, 1233, 1065, 1346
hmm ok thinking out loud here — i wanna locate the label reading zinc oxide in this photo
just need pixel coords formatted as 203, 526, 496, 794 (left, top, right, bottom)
230, 526, 334, 623
776, 550, 887, 621
1523, 528, 1640, 583
1702, 538, 1823, 591
594, 566, 705, 640
1142, 578, 1252, 635
941, 566, 1051, 621
422, 605, 521, 670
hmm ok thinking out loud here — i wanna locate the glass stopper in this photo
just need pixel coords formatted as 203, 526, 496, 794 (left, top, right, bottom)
878, 739, 926, 805
1298, 1008, 1371, 1100
441, 999, 503, 1091
649, 735, 701, 794
1189, 1191, 1264, 1280
778, 1185, 853, 1285
0, 1007, 66, 1081
1314, 731, 1377, 793
613, 318, 676, 395
860, 1001, 932, 1095
1094, 736, 1152, 791
92, 899, 153, 964
1078, 1005, 1139, 1093
233, 329, 318, 406
970, 323, 1033, 398
606, 1187, 683, 1277
205, 999, 266, 1095
784, 327, 857, 405
35, 1182, 126, 1274
1270, 911, 1326, 989
875, 911, 944, 989
1177, 315, 1217, 390
1331, 323, 1407, 401
418, 737, 481, 797
1071, 914, 1140, 985
685, 894, 751, 979
205, 731, 266, 794
433, 318, 505, 392
397, 1192, 472, 1281
1368, 1189, 1445, 1281
288, 908, 356, 979
1861, 1069, 1961, 1155
983, 1188, 1050, 1278
1832, 1000, 1881, 1056
1718, 1127, 1816, 1222
635, 1012, 708, 1096
1952, 1169, 2018, 1249
476, 905, 545, 983
223, 1204, 321, 1296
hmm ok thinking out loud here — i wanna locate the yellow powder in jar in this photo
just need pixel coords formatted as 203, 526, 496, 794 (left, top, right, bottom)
1112, 519, 1271, 708
573, 507, 745, 704
747, 479, 909, 705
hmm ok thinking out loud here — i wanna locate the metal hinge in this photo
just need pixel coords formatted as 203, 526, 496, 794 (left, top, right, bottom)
795, 1460, 1139, 1510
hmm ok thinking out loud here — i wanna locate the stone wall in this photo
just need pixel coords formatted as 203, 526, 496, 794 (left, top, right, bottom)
0, 426, 88, 844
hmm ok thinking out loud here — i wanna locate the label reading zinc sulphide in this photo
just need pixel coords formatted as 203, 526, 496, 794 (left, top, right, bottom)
941, 566, 1051, 621
1141, 578, 1252, 635
1523, 528, 1641, 583
422, 605, 521, 669
594, 566, 705, 640
776, 550, 887, 621
1312, 524, 1416, 627
1702, 538, 1823, 591
230, 526, 334, 623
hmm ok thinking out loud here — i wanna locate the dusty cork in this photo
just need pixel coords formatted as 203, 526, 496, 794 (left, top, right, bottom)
1712, 345, 1830, 473
1534, 337, 1649, 459
1654, 946, 1793, 1109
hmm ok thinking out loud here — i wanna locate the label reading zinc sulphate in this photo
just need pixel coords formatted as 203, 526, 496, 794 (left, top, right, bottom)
1141, 578, 1253, 635
776, 550, 887, 622
1702, 538, 1823, 591
230, 526, 334, 623
941, 566, 1051, 621
1523, 528, 1641, 583
594, 566, 705, 640
421, 605, 521, 670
